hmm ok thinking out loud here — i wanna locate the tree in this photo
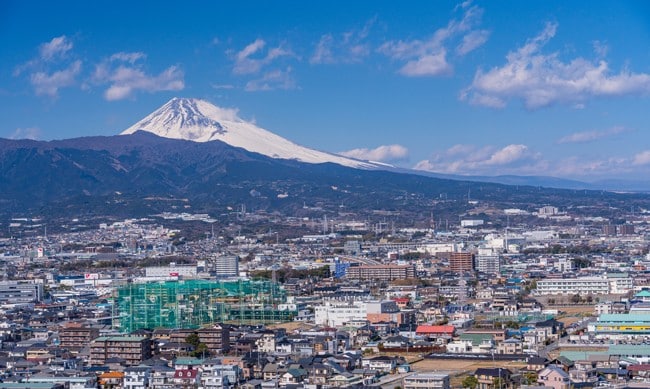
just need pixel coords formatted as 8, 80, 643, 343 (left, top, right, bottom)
186, 332, 209, 358
461, 375, 479, 389
522, 371, 538, 385
493, 377, 507, 388
571, 293, 581, 304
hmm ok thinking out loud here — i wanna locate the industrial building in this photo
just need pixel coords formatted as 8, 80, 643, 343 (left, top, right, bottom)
589, 314, 650, 339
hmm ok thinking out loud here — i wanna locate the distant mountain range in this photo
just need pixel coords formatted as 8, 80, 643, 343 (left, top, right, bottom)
0, 97, 648, 222
120, 97, 650, 193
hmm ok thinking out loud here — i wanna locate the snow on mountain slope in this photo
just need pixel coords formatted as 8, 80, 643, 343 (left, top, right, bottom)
122, 97, 383, 169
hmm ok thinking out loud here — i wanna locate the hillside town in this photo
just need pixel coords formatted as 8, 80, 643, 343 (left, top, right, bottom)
1, 203, 650, 389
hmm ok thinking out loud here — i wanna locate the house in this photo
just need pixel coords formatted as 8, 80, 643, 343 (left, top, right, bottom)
124, 366, 152, 389
527, 357, 548, 372
403, 372, 450, 389
415, 325, 455, 341
149, 365, 176, 389
537, 365, 571, 389
361, 355, 396, 373
496, 338, 523, 355
173, 369, 200, 389
473, 368, 513, 389
279, 368, 308, 387
98, 371, 125, 389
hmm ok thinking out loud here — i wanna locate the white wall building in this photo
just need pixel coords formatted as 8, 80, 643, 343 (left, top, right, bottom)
536, 276, 633, 295
213, 255, 239, 278
145, 264, 196, 278
403, 373, 450, 389
314, 301, 367, 327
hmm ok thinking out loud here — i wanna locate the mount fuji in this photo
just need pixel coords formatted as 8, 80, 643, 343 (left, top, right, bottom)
122, 97, 383, 169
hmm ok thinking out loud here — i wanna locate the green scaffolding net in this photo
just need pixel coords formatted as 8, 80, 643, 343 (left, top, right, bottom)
116, 279, 296, 332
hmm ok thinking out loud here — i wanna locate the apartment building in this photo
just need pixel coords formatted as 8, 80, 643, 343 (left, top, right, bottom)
90, 336, 153, 366
346, 264, 415, 281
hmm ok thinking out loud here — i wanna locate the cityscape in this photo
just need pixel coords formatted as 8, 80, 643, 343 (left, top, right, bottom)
3, 1, 650, 389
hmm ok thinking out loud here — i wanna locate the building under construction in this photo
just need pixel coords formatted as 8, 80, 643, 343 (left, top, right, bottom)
116, 279, 295, 332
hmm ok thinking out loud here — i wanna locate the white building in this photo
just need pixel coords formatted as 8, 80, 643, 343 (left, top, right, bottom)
538, 206, 559, 216
536, 275, 633, 295
476, 254, 501, 274
145, 264, 196, 278
314, 301, 367, 327
0, 280, 44, 304
213, 255, 239, 278
124, 366, 151, 389
403, 373, 450, 389
461, 219, 484, 228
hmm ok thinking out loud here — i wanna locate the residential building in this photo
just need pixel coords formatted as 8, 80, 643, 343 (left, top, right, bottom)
473, 368, 513, 389
537, 366, 570, 389
403, 372, 450, 389
90, 336, 153, 366
58, 326, 99, 349
449, 252, 474, 273
346, 265, 416, 281
314, 301, 367, 327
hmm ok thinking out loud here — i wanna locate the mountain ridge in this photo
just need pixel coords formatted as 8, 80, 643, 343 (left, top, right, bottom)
121, 97, 383, 169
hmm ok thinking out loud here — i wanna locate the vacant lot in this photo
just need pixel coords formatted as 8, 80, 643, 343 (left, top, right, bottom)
411, 358, 527, 387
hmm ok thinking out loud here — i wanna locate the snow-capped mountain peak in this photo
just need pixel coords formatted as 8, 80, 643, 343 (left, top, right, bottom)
122, 97, 382, 169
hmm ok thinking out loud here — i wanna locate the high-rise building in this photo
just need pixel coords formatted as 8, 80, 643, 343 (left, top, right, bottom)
213, 255, 239, 278
602, 225, 617, 236
618, 224, 635, 235
476, 254, 501, 274
449, 252, 474, 273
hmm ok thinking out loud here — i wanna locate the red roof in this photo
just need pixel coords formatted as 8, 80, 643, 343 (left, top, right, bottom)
628, 364, 650, 372
174, 369, 198, 379
392, 297, 410, 303
415, 325, 455, 335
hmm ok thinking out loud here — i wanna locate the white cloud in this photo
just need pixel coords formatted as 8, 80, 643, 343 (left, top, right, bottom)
211, 83, 235, 90
39, 36, 73, 61
232, 39, 294, 75
92, 53, 184, 100
110, 52, 146, 63
399, 51, 451, 77
310, 18, 375, 64
463, 22, 650, 109
14, 35, 81, 97
244, 67, 297, 92
485, 144, 529, 165
414, 143, 542, 175
456, 29, 490, 56
378, 2, 488, 77
592, 40, 609, 58
339, 144, 409, 162
414, 142, 650, 180
633, 151, 650, 166
8, 127, 41, 140
557, 126, 627, 144
30, 60, 82, 97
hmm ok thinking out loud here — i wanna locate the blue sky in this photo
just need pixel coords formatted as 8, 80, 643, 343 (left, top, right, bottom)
2, 0, 650, 181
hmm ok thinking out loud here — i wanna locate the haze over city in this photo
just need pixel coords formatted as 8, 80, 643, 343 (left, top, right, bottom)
2, 1, 650, 182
